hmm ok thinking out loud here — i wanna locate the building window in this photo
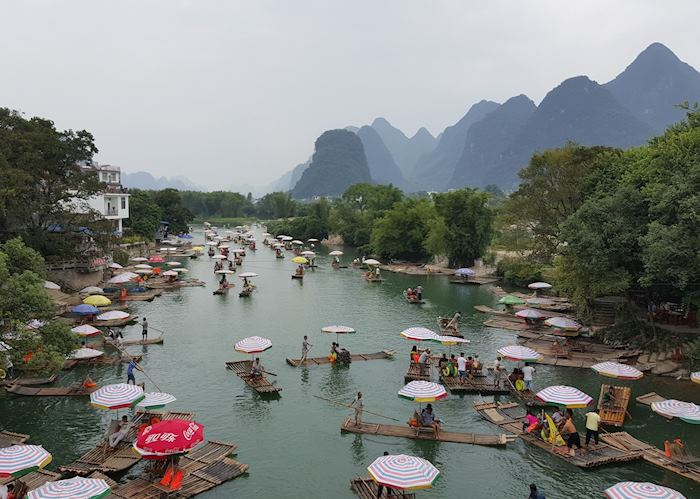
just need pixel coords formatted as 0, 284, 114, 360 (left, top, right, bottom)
109, 173, 116, 182
121, 197, 126, 209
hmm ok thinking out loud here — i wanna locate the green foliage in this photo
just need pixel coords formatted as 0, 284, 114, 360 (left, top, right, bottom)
266, 199, 332, 242
112, 248, 130, 267
256, 192, 298, 219
125, 190, 162, 237
180, 191, 255, 219
431, 188, 494, 267
152, 189, 194, 234
370, 198, 436, 260
0, 237, 46, 278
495, 257, 546, 286
0, 108, 106, 259
10, 322, 78, 375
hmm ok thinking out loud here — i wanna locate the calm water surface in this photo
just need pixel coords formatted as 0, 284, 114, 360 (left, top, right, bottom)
2, 227, 699, 498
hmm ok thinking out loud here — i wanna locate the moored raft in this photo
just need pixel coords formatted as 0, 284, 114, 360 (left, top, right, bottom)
0, 468, 61, 491
225, 360, 281, 395
1, 374, 57, 387
439, 373, 510, 394
286, 350, 395, 367
5, 383, 97, 397
350, 477, 416, 499
63, 354, 143, 370
340, 418, 513, 446
103, 334, 164, 346
104, 289, 163, 301
0, 430, 29, 448
473, 402, 641, 468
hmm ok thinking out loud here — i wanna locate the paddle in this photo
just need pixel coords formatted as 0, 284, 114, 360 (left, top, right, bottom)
314, 394, 401, 422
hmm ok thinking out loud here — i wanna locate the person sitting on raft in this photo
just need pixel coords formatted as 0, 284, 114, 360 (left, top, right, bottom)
420, 404, 442, 437
410, 345, 419, 363
250, 358, 265, 378
329, 342, 339, 362
602, 386, 617, 409
296, 265, 304, 276
522, 410, 539, 432
108, 415, 131, 448
218, 275, 229, 290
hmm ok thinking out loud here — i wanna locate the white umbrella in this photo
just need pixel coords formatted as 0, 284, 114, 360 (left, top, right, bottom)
211, 254, 227, 260
80, 286, 104, 295
162, 270, 178, 277
235, 336, 272, 354
528, 282, 552, 290
70, 325, 102, 337
108, 272, 138, 284
43, 281, 60, 290
136, 392, 177, 410
604, 481, 686, 499
134, 264, 153, 269
215, 270, 236, 274
291, 240, 304, 245
68, 347, 104, 360
239, 272, 258, 278
364, 258, 381, 266
329, 250, 344, 256
166, 261, 182, 266
27, 477, 111, 499
96, 310, 130, 321
108, 262, 123, 269
301, 251, 316, 257
130, 257, 148, 262
134, 269, 153, 275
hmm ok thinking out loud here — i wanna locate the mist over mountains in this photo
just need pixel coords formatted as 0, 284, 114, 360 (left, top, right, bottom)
276, 42, 700, 199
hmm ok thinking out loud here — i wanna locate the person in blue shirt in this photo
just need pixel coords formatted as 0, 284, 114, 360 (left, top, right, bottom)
126, 359, 142, 385
529, 483, 545, 499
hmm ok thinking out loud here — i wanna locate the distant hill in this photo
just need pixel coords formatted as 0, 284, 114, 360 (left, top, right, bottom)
268, 160, 310, 193
408, 100, 500, 191
121, 171, 205, 191
450, 95, 536, 188
356, 126, 405, 186
492, 76, 655, 187
606, 42, 700, 134
291, 130, 371, 199
371, 118, 437, 175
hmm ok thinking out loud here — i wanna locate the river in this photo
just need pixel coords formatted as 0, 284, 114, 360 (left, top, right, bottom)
2, 226, 699, 498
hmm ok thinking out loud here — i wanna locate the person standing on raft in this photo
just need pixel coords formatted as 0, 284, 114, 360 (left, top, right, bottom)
351, 391, 364, 427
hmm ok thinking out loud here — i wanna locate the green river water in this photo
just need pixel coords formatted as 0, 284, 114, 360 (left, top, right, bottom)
2, 226, 699, 498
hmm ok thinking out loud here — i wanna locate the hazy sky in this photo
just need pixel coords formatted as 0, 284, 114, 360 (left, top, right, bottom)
1, 1, 698, 189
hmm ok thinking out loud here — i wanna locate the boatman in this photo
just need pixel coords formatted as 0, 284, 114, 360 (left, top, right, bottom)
416, 285, 423, 301
351, 391, 364, 427
142, 317, 148, 341
300, 336, 312, 364
522, 362, 536, 391
418, 348, 431, 377
126, 359, 143, 385
250, 358, 264, 378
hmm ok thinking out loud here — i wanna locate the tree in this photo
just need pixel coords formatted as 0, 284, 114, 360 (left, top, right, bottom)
152, 189, 193, 234
503, 143, 621, 259
0, 108, 104, 259
431, 189, 494, 267
255, 192, 298, 219
124, 190, 162, 238
370, 199, 436, 260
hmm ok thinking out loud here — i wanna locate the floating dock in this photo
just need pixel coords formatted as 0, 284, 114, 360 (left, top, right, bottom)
473, 402, 641, 468
340, 418, 512, 447
59, 410, 196, 476
350, 477, 416, 499
108, 440, 248, 498
226, 360, 281, 395
286, 350, 394, 367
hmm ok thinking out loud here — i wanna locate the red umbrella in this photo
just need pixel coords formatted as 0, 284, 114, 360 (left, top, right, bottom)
133, 419, 204, 458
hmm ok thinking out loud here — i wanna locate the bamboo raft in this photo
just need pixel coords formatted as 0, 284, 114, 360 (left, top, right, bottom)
450, 276, 499, 285
350, 477, 416, 499
598, 384, 631, 427
63, 354, 143, 370
1, 374, 57, 387
436, 316, 463, 337
6, 383, 97, 397
601, 432, 700, 484
108, 441, 248, 498
225, 360, 281, 395
404, 363, 431, 383
473, 402, 641, 468
341, 418, 512, 446
146, 279, 206, 289
364, 276, 384, 283
0, 469, 61, 491
635, 392, 672, 419
484, 318, 577, 337
286, 350, 395, 367
0, 430, 29, 448
105, 290, 163, 302
86, 316, 139, 327
440, 374, 510, 394
104, 334, 164, 346
59, 410, 196, 476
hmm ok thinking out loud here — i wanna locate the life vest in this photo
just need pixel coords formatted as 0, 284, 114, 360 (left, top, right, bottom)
515, 379, 525, 391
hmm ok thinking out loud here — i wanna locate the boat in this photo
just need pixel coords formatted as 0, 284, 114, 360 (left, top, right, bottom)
239, 288, 253, 297
213, 287, 230, 295
104, 334, 164, 346
85, 315, 138, 327
286, 350, 394, 367
104, 289, 163, 302
225, 360, 281, 395
0, 430, 29, 448
1, 374, 57, 387
0, 469, 60, 492
404, 363, 431, 383
340, 417, 512, 447
635, 392, 672, 419
473, 401, 640, 468
5, 383, 97, 397
364, 275, 384, 283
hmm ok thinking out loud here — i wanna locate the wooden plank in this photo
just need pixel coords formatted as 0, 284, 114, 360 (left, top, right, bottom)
0, 431, 30, 448
286, 350, 394, 367
340, 418, 509, 447
404, 363, 430, 383
0, 469, 60, 490
598, 384, 630, 427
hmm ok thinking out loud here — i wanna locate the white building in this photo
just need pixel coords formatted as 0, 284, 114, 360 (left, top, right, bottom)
82, 164, 130, 234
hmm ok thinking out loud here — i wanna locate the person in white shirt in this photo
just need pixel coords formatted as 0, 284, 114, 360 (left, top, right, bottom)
522, 362, 536, 391
351, 392, 364, 426
457, 353, 467, 384
493, 356, 503, 387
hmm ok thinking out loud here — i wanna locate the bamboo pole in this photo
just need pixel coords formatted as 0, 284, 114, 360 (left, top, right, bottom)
313, 395, 401, 422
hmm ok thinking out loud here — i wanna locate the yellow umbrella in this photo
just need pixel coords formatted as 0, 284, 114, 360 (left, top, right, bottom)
291, 256, 308, 264
83, 295, 112, 307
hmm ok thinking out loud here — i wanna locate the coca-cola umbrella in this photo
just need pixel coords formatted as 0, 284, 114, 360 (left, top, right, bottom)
133, 419, 204, 458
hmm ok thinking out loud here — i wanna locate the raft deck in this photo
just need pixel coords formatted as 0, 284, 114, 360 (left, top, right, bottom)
440, 373, 510, 394
286, 350, 394, 367
601, 432, 700, 485
6, 384, 97, 397
350, 477, 415, 499
473, 402, 641, 468
598, 384, 631, 427
0, 469, 60, 490
404, 363, 431, 383
59, 410, 196, 476
107, 440, 248, 498
104, 334, 163, 346
225, 360, 281, 394
341, 418, 512, 446
0, 430, 29, 448
483, 318, 577, 337
86, 316, 139, 328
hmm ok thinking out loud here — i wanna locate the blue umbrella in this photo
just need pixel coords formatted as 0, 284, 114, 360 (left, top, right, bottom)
71, 304, 99, 315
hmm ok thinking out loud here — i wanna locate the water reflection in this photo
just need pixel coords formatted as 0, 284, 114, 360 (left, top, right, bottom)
350, 434, 366, 464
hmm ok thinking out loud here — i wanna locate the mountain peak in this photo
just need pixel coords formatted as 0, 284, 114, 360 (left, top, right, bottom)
411, 127, 434, 140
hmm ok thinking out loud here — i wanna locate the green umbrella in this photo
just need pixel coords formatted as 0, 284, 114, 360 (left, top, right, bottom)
498, 295, 525, 306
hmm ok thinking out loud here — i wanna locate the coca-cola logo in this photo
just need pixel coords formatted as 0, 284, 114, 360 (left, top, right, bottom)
183, 422, 199, 441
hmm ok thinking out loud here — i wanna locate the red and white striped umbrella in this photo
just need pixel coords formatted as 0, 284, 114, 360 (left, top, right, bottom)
27, 477, 111, 499
536, 385, 593, 408
497, 345, 542, 362
651, 400, 700, 424
0, 445, 52, 478
90, 383, 144, 410
70, 325, 102, 337
368, 454, 440, 491
398, 381, 447, 403
400, 327, 439, 342
604, 481, 686, 499
591, 362, 643, 380
133, 419, 204, 457
234, 336, 272, 354
515, 308, 547, 319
